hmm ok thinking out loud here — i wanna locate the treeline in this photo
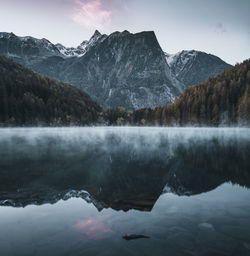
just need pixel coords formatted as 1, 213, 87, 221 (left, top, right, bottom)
106, 59, 250, 126
0, 56, 101, 126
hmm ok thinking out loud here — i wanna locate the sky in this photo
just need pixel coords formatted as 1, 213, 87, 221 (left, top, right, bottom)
0, 0, 249, 64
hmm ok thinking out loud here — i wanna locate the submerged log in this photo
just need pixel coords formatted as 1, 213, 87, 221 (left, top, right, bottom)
122, 234, 150, 240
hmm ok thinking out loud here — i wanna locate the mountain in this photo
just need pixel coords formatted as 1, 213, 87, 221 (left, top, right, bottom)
55, 30, 184, 109
165, 50, 231, 87
0, 31, 184, 109
0, 31, 233, 110
130, 59, 250, 126
0, 55, 101, 126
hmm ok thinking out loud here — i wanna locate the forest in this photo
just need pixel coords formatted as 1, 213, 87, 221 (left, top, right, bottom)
0, 55, 249, 126
0, 55, 101, 126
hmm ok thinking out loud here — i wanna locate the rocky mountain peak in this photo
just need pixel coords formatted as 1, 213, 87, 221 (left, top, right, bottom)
89, 30, 102, 42
93, 29, 101, 36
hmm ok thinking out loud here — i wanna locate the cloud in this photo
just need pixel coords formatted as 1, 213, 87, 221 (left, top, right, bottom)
71, 0, 112, 29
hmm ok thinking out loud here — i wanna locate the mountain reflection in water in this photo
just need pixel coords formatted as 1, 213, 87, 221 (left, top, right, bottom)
0, 127, 249, 211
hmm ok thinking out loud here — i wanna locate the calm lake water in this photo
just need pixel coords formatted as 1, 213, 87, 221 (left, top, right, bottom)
0, 127, 250, 256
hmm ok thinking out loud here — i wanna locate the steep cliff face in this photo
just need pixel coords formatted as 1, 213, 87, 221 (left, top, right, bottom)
166, 50, 231, 87
58, 31, 184, 109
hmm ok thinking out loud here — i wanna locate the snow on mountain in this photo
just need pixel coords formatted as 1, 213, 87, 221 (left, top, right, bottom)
55, 43, 85, 57
55, 30, 107, 58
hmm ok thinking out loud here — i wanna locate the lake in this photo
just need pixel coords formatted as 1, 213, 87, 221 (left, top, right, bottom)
0, 127, 250, 256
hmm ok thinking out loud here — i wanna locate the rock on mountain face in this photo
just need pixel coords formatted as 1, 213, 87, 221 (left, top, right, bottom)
0, 30, 184, 109
165, 50, 231, 87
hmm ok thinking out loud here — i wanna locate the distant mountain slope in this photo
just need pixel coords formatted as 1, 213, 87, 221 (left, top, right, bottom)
0, 55, 101, 126
165, 50, 231, 87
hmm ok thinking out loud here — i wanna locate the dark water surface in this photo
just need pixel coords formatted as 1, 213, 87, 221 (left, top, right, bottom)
0, 127, 250, 256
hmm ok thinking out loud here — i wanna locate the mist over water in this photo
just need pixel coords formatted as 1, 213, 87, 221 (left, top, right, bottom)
0, 127, 250, 256
1, 127, 249, 165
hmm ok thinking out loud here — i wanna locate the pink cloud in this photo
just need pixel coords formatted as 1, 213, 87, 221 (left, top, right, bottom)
74, 216, 112, 240
71, 0, 112, 29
